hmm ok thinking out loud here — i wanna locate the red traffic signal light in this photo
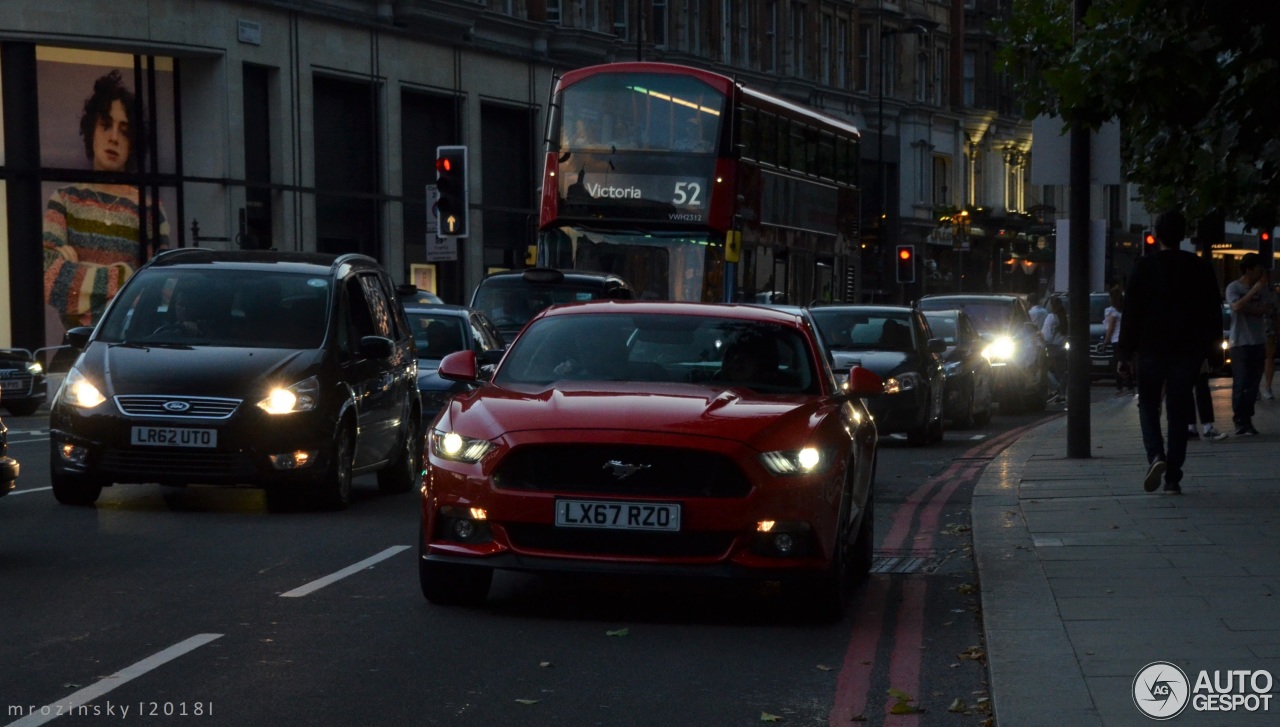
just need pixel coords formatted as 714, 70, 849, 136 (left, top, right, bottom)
1260, 230, 1274, 268
1142, 229, 1156, 254
895, 245, 916, 284
434, 145, 469, 238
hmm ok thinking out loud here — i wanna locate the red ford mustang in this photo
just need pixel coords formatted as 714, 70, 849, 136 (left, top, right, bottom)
418, 300, 882, 617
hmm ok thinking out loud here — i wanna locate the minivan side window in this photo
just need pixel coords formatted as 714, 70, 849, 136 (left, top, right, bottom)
357, 275, 395, 339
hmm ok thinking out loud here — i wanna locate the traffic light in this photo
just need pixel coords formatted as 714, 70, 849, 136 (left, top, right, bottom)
895, 245, 915, 284
1142, 229, 1156, 255
1260, 230, 1274, 269
434, 145, 469, 238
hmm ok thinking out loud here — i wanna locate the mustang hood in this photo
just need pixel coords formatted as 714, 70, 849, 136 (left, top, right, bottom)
78, 343, 322, 398
447, 382, 825, 446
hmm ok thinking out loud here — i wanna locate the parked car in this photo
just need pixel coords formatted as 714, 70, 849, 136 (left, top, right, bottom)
469, 267, 633, 343
809, 305, 947, 445
396, 284, 445, 306
402, 302, 506, 425
419, 300, 882, 618
1050, 292, 1113, 381
48, 249, 422, 511
921, 309, 995, 428
0, 415, 18, 498
0, 348, 47, 416
918, 294, 1049, 413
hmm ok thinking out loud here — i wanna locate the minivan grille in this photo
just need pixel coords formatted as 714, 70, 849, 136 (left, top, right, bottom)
114, 395, 241, 419
493, 444, 751, 498
99, 450, 256, 482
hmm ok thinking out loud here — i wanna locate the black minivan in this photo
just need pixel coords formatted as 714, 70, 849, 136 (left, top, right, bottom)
49, 249, 422, 511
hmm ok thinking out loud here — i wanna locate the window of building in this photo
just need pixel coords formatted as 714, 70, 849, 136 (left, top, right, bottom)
720, 0, 733, 61
653, 0, 667, 47
739, 0, 753, 67
686, 0, 702, 54
614, 0, 628, 38
934, 47, 946, 106
837, 18, 849, 89
764, 1, 778, 73
963, 51, 976, 107
791, 3, 806, 77
933, 156, 951, 207
858, 25, 872, 91
882, 33, 896, 96
547, 0, 562, 24
915, 51, 928, 102
821, 15, 832, 85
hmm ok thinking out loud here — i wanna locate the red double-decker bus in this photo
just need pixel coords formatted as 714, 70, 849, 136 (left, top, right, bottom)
537, 62, 861, 304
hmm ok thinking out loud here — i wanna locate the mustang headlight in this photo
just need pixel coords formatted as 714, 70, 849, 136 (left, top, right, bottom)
60, 366, 106, 409
982, 336, 1017, 362
257, 376, 319, 414
431, 429, 493, 464
884, 371, 922, 394
760, 446, 833, 475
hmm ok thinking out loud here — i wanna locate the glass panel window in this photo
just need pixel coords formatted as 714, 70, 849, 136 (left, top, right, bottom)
764, 1, 778, 73
837, 19, 849, 89
557, 72, 726, 153
791, 4, 806, 77
821, 15, 832, 85
547, 0, 562, 24
916, 52, 928, 102
963, 51, 976, 107
653, 0, 667, 47
934, 47, 946, 106
859, 25, 872, 91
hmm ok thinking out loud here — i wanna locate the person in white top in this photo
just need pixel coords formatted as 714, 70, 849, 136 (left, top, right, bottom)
1102, 286, 1134, 394
1028, 292, 1049, 330
1042, 295, 1068, 403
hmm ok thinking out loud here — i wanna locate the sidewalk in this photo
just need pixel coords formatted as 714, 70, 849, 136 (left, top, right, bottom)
975, 378, 1280, 726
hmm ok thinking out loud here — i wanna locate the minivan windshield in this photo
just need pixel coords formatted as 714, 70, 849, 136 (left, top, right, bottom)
95, 268, 332, 349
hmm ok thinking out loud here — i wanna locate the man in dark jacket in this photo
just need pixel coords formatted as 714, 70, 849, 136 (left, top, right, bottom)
1117, 209, 1222, 494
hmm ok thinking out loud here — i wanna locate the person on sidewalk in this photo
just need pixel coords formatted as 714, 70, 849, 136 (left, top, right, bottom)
1101, 286, 1134, 395
1028, 292, 1049, 329
1226, 253, 1271, 435
1117, 209, 1222, 494
1042, 295, 1068, 404
1260, 268, 1277, 400
1187, 373, 1229, 441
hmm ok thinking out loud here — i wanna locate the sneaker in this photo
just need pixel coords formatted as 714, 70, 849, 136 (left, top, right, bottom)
1163, 483, 1183, 495
1202, 426, 1228, 441
1187, 425, 1199, 437
1144, 459, 1167, 493
1234, 425, 1260, 436
1265, 389, 1275, 400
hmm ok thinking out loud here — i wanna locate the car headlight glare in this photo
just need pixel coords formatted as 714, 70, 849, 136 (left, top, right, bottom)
257, 376, 319, 414
431, 429, 493, 463
760, 446, 832, 475
61, 366, 106, 408
26, 361, 43, 375
982, 336, 1016, 361
884, 371, 922, 394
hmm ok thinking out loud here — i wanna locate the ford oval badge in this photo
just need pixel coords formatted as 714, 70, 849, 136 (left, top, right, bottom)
163, 401, 191, 412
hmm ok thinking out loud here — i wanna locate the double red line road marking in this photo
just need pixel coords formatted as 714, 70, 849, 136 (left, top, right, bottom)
830, 421, 1042, 725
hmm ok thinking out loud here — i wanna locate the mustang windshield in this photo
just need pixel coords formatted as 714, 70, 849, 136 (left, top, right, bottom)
494, 312, 817, 394
95, 269, 331, 349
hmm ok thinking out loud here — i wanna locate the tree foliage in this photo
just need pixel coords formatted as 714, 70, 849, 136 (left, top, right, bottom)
999, 0, 1280, 229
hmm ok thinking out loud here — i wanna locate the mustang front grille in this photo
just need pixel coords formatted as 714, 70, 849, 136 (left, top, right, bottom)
504, 523, 734, 558
493, 444, 751, 497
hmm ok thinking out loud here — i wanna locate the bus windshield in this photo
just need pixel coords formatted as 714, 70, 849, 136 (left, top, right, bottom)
555, 73, 727, 154
540, 226, 723, 302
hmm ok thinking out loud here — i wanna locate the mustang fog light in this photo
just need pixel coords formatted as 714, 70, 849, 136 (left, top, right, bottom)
59, 443, 89, 466
436, 505, 493, 544
268, 450, 319, 470
748, 521, 814, 558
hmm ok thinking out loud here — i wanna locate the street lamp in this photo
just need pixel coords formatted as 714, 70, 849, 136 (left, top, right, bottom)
877, 21, 929, 303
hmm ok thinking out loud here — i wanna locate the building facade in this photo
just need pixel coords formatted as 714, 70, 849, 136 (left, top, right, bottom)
1, 0, 1035, 353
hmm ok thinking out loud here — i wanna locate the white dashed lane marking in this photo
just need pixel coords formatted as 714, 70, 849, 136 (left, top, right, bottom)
280, 545, 411, 598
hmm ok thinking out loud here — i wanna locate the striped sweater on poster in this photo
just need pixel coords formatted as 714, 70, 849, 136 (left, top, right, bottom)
43, 183, 169, 328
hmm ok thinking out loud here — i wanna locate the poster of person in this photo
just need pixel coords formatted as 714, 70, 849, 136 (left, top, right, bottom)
36, 47, 178, 350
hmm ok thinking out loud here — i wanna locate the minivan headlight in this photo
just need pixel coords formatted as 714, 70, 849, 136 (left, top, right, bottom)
257, 376, 319, 415
60, 366, 106, 409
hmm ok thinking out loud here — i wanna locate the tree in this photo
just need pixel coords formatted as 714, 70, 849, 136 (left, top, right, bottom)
999, 0, 1280, 229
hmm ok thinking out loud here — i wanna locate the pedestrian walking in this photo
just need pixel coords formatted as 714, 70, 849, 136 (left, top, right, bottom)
1187, 373, 1229, 441
1117, 209, 1222, 494
1260, 268, 1277, 400
1101, 286, 1134, 395
1028, 293, 1049, 330
1226, 253, 1271, 434
1042, 295, 1068, 404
